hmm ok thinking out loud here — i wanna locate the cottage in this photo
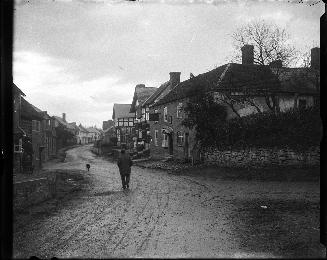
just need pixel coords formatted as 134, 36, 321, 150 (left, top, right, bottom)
129, 84, 157, 151
112, 104, 135, 149
53, 113, 78, 149
30, 105, 57, 162
21, 97, 45, 171
86, 126, 102, 143
76, 124, 89, 144
149, 46, 320, 161
13, 84, 26, 174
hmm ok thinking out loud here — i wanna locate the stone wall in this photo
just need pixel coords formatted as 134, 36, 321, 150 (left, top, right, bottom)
203, 146, 320, 168
14, 175, 57, 210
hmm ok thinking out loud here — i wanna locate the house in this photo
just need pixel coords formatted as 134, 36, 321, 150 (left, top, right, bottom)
76, 124, 90, 144
102, 120, 114, 131
129, 84, 157, 151
53, 113, 78, 149
112, 103, 136, 149
31, 105, 57, 162
86, 126, 102, 143
13, 84, 26, 174
102, 126, 116, 144
148, 45, 320, 161
21, 97, 46, 172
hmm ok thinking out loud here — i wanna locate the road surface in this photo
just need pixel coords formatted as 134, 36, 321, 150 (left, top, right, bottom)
13, 145, 324, 258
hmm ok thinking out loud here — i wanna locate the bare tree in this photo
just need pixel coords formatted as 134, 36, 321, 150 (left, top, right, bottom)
232, 19, 297, 67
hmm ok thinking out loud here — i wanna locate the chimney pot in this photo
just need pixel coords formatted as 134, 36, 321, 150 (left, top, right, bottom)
169, 72, 181, 89
62, 113, 66, 122
241, 44, 254, 65
310, 47, 320, 70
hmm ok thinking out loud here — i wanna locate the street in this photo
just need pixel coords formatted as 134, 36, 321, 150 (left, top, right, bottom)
13, 145, 325, 258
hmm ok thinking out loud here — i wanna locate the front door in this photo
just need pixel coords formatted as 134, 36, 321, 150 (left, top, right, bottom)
168, 133, 173, 156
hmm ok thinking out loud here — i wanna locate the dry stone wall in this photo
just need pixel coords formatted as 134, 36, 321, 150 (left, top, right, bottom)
203, 146, 319, 168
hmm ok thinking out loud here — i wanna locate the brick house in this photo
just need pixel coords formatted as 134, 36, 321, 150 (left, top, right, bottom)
21, 97, 45, 172
53, 113, 78, 150
76, 124, 90, 144
129, 84, 157, 151
149, 46, 320, 161
13, 84, 26, 174
31, 105, 57, 162
112, 103, 135, 149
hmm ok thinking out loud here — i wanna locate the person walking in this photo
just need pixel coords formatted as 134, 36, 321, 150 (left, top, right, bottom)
117, 149, 133, 189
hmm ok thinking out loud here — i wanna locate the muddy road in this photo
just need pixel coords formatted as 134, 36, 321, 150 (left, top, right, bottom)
13, 145, 325, 258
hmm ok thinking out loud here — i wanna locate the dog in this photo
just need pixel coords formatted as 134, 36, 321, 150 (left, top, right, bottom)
86, 163, 90, 171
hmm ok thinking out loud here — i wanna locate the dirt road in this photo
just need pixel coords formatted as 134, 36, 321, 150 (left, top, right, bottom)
13, 145, 325, 258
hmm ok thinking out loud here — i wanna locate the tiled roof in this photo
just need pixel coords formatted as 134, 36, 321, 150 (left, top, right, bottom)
112, 104, 134, 119
142, 81, 170, 107
21, 98, 44, 120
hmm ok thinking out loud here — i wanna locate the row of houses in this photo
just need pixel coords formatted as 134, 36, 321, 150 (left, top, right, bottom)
102, 45, 320, 161
13, 84, 103, 174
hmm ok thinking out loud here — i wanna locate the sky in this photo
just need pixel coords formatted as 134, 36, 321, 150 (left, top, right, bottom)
13, 0, 324, 128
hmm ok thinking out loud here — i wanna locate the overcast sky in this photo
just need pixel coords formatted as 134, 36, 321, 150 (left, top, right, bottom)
13, 0, 323, 128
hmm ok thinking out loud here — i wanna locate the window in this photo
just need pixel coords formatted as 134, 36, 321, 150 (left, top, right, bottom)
32, 120, 41, 132
176, 103, 183, 118
14, 138, 23, 153
177, 132, 184, 146
154, 109, 159, 123
162, 132, 168, 148
299, 99, 307, 110
145, 107, 149, 121
154, 130, 158, 146
164, 107, 168, 122
118, 118, 123, 127
128, 118, 134, 126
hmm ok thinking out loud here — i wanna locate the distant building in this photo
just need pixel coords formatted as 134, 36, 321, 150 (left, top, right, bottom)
112, 103, 135, 149
102, 120, 114, 131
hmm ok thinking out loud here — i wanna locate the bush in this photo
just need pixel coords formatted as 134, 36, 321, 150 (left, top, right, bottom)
214, 106, 321, 151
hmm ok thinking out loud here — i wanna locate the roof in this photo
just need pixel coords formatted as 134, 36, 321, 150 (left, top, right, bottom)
53, 116, 76, 130
154, 64, 230, 106
142, 81, 171, 107
13, 83, 26, 96
271, 67, 319, 95
21, 98, 44, 120
30, 104, 51, 119
154, 63, 318, 106
218, 63, 280, 91
112, 104, 135, 119
104, 126, 115, 133
130, 86, 157, 112
87, 127, 101, 134
78, 124, 89, 132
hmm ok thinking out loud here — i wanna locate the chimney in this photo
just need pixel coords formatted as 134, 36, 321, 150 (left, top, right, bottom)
310, 47, 320, 70
136, 84, 145, 89
62, 113, 66, 122
241, 44, 254, 65
269, 60, 283, 68
169, 72, 181, 89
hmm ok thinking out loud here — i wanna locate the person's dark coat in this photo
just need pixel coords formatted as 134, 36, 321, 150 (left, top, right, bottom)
117, 153, 133, 175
